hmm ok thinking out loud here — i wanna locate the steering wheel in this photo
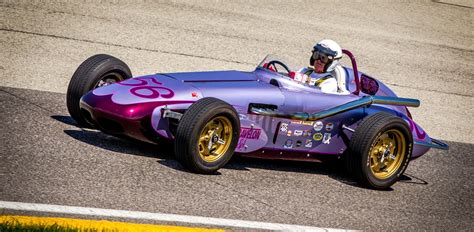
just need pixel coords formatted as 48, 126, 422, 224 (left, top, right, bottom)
266, 60, 291, 75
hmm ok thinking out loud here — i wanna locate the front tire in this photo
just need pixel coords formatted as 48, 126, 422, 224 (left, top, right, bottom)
346, 112, 413, 189
66, 54, 132, 127
175, 98, 240, 174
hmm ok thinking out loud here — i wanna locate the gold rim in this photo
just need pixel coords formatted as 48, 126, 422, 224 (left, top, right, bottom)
369, 129, 406, 179
198, 116, 233, 163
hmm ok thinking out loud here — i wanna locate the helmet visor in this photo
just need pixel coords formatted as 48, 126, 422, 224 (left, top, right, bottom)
312, 51, 332, 64
312, 43, 337, 64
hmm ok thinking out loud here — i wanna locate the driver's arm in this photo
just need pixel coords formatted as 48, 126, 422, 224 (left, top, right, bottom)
333, 66, 349, 93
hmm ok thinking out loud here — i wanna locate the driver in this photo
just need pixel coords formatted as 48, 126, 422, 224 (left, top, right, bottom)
293, 39, 349, 94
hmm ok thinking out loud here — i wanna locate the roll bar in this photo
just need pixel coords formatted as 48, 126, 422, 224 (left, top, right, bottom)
342, 49, 360, 95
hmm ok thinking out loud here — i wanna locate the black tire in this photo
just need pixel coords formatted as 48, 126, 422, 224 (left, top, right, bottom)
66, 54, 132, 127
346, 112, 413, 189
175, 97, 240, 174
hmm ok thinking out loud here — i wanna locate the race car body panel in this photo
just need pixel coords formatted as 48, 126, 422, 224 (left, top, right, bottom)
79, 55, 446, 161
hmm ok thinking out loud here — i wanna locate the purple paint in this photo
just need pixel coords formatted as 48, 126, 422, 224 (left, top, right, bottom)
79, 53, 443, 160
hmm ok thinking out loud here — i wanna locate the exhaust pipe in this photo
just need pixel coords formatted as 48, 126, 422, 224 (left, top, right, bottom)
250, 96, 420, 121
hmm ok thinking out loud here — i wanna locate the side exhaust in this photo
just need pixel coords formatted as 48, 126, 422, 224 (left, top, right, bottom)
415, 138, 449, 150
250, 96, 420, 121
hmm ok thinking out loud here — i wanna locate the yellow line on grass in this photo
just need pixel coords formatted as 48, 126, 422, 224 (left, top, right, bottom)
0, 215, 224, 232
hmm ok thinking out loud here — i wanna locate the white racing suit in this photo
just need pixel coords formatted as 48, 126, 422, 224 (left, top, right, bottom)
293, 65, 350, 95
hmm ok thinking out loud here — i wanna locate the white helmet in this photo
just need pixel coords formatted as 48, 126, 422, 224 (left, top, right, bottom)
310, 39, 342, 73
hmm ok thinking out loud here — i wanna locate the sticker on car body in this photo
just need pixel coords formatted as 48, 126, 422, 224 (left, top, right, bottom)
280, 123, 288, 132
313, 133, 323, 141
325, 123, 334, 131
323, 133, 331, 144
294, 130, 303, 136
313, 121, 323, 131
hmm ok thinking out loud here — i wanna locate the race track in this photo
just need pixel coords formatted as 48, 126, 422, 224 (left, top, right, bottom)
1, 0, 473, 231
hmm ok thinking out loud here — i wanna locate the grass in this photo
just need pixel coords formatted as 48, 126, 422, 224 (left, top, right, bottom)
0, 220, 106, 231
0, 215, 223, 232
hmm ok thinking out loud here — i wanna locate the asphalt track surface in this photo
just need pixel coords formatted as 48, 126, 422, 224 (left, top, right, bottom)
1, 0, 473, 231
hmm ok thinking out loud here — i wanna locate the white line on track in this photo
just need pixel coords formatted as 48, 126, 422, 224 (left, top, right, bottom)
0, 201, 356, 231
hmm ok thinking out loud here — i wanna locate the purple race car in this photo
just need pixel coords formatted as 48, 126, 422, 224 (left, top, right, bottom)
66, 51, 448, 189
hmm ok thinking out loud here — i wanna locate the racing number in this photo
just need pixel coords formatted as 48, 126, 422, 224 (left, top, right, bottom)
119, 77, 175, 99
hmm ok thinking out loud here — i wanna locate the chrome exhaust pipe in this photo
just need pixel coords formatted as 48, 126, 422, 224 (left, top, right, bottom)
250, 96, 420, 121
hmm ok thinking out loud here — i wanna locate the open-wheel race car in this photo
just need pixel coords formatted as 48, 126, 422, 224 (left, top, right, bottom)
66, 51, 448, 189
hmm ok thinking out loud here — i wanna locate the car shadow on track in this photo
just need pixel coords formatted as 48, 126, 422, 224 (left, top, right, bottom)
227, 155, 368, 186
51, 115, 79, 127
56, 115, 429, 190
63, 129, 169, 159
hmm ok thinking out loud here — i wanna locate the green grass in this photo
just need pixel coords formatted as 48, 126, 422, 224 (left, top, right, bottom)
0, 221, 114, 232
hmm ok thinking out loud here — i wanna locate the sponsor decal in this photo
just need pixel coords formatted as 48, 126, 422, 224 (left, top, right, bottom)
238, 114, 247, 120
237, 127, 262, 150
287, 130, 292, 136
325, 123, 334, 131
296, 140, 302, 147
313, 121, 323, 131
313, 132, 323, 141
303, 130, 309, 136
294, 130, 303, 136
291, 120, 302, 124
305, 139, 313, 148
323, 133, 331, 144
284, 139, 293, 148
236, 140, 246, 150
280, 123, 288, 132
240, 127, 261, 140
302, 121, 314, 126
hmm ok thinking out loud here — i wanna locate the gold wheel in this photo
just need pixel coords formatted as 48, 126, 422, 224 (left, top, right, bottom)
369, 129, 406, 179
198, 116, 233, 163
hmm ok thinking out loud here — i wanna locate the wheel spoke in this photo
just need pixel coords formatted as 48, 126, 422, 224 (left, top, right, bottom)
388, 143, 395, 154
207, 139, 213, 151
199, 143, 209, 156
202, 125, 210, 135
389, 153, 396, 160
199, 135, 209, 144
197, 116, 233, 163
371, 156, 380, 171
215, 126, 223, 136
372, 162, 380, 172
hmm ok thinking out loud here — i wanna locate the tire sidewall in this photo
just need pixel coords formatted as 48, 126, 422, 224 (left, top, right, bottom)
190, 108, 239, 171
176, 98, 240, 173
67, 54, 131, 127
363, 119, 413, 188
81, 61, 131, 93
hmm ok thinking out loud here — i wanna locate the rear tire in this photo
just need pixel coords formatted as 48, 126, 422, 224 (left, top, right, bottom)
66, 54, 132, 127
175, 98, 240, 174
346, 112, 412, 189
